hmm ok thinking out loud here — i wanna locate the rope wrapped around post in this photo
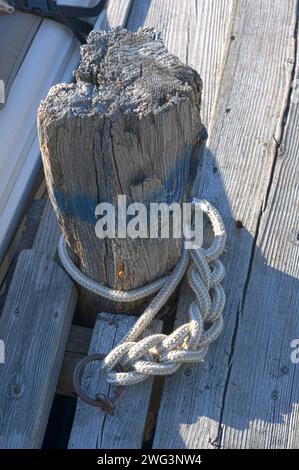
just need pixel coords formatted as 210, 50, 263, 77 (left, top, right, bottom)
59, 199, 226, 387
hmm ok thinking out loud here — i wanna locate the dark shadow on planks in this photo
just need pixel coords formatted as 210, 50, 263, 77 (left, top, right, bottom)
43, 395, 77, 449
149, 146, 299, 448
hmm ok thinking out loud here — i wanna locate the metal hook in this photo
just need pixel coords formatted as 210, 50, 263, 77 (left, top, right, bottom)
72, 353, 123, 413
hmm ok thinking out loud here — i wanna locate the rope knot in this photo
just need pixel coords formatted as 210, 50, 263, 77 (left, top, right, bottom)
59, 199, 227, 386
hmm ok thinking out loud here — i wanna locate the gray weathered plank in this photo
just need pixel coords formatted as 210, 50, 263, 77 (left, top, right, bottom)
127, 0, 234, 129
218, 26, 299, 449
153, 0, 297, 448
0, 250, 77, 448
68, 313, 162, 449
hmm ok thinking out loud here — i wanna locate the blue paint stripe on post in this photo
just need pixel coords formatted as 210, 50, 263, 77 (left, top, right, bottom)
55, 191, 97, 225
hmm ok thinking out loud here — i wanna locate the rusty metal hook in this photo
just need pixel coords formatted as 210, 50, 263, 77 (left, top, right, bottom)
72, 353, 123, 413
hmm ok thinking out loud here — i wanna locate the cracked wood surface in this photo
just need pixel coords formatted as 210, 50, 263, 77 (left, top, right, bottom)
127, 0, 234, 131
147, 0, 299, 449
38, 27, 204, 324
26, 0, 134, 265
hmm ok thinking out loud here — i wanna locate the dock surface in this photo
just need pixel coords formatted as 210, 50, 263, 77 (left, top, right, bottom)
0, 0, 298, 449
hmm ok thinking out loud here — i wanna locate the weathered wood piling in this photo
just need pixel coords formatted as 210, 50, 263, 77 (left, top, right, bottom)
38, 27, 204, 326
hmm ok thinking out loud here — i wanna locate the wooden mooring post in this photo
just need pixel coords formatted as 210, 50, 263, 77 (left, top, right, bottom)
38, 28, 204, 326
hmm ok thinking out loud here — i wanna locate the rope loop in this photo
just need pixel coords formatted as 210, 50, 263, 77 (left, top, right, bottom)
59, 199, 227, 386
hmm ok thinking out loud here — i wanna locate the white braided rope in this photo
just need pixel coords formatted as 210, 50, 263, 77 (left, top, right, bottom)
58, 199, 227, 386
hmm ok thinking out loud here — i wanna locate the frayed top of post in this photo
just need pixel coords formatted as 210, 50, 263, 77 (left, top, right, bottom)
38, 27, 202, 123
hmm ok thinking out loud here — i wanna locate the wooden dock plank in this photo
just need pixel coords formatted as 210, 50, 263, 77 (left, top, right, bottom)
218, 27, 299, 449
153, 0, 297, 449
68, 313, 162, 449
127, 0, 234, 129
0, 250, 77, 448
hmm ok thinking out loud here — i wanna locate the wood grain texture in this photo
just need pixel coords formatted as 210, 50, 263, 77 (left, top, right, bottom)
38, 28, 204, 324
0, 250, 77, 448
31, 0, 134, 262
218, 25, 299, 449
33, 198, 60, 257
127, 0, 234, 130
153, 0, 298, 449
68, 313, 162, 449
57, 325, 92, 397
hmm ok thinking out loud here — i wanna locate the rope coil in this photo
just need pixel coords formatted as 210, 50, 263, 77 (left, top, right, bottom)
58, 199, 227, 387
